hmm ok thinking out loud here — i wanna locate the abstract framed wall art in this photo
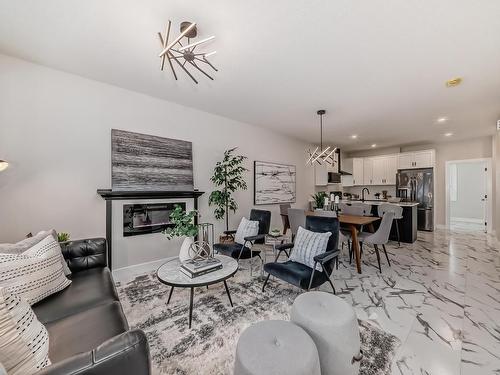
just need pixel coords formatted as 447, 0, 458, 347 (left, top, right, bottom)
111, 129, 193, 191
254, 161, 296, 205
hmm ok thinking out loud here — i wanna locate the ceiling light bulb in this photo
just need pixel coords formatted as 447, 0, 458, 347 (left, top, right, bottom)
351, 135, 358, 139
204, 51, 217, 57
444, 132, 453, 137
437, 117, 447, 123
0, 160, 9, 172
371, 144, 377, 148
178, 35, 215, 52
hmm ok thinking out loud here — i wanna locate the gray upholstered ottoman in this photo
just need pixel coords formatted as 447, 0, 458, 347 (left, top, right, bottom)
291, 291, 362, 375
234, 320, 321, 375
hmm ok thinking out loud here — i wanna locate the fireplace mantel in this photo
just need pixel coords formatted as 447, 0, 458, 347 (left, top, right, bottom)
97, 189, 205, 200
97, 189, 204, 270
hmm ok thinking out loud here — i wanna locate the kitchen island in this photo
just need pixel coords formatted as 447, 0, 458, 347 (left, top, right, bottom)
340, 200, 418, 243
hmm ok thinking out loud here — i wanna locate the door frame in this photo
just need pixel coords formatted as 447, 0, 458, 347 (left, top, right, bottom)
445, 158, 492, 232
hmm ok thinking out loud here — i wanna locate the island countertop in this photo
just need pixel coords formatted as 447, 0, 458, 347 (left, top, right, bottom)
339, 200, 420, 207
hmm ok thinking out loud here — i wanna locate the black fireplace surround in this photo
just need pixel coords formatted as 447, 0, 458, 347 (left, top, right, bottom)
97, 189, 204, 269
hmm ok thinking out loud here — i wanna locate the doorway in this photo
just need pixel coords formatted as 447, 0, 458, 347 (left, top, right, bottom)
445, 158, 492, 232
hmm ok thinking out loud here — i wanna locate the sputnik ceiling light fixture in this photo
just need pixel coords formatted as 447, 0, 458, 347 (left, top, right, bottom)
157, 21, 217, 84
306, 110, 337, 167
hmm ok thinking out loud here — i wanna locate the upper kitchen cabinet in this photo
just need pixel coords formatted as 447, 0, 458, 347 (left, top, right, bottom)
363, 158, 374, 185
398, 150, 435, 169
352, 158, 364, 186
314, 163, 328, 186
371, 155, 398, 185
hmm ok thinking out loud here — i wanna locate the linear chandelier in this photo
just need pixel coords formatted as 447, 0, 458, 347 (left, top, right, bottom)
157, 21, 217, 84
306, 110, 337, 167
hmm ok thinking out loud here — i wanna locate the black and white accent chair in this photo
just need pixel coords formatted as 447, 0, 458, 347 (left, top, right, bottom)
262, 215, 340, 294
214, 209, 271, 275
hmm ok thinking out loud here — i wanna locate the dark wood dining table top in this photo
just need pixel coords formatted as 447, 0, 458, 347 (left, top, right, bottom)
305, 211, 381, 226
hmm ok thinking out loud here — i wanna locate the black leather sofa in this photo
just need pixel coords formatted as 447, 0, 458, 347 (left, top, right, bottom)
32, 238, 151, 375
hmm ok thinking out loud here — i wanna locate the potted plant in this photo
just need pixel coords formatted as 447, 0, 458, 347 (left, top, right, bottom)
57, 232, 70, 242
163, 205, 198, 263
209, 147, 248, 232
311, 192, 328, 210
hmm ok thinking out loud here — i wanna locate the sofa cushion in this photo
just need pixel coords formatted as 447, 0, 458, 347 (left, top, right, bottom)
33, 267, 119, 324
45, 301, 128, 363
263, 261, 328, 290
0, 236, 72, 305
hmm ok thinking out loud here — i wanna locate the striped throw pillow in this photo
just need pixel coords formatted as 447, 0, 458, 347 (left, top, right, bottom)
234, 217, 260, 246
0, 287, 51, 374
0, 236, 71, 305
290, 226, 331, 271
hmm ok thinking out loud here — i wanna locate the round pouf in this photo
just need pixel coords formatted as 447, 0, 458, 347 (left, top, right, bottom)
291, 291, 362, 375
234, 320, 321, 375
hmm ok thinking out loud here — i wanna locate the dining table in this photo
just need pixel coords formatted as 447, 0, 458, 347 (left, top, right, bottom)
305, 211, 380, 274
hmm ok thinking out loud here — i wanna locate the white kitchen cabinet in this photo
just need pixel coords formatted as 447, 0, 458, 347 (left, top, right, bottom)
385, 155, 398, 184
352, 158, 364, 186
314, 164, 328, 186
398, 150, 435, 169
414, 150, 434, 168
363, 158, 374, 185
372, 157, 385, 185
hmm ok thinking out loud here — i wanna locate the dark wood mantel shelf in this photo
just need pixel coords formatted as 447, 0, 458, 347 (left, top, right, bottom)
96, 189, 204, 270
97, 189, 205, 200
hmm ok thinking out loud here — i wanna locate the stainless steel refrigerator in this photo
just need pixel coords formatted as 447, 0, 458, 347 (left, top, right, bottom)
396, 168, 434, 231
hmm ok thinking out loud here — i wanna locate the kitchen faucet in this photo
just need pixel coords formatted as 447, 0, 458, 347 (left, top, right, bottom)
361, 187, 370, 202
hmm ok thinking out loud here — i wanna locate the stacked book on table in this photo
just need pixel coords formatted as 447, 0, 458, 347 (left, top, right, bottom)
180, 257, 223, 278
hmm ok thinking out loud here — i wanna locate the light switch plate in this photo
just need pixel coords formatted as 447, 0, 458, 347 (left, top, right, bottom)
497, 119, 500, 131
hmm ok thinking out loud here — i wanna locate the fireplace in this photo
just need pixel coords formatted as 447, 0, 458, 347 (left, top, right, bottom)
123, 202, 186, 237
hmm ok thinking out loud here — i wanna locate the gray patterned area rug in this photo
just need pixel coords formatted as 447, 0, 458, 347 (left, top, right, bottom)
116, 271, 400, 375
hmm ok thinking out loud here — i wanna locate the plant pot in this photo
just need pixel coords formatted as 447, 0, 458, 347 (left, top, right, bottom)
179, 237, 194, 263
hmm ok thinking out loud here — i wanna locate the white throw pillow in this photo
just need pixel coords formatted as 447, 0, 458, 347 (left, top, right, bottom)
234, 217, 260, 246
290, 226, 332, 271
0, 236, 71, 305
0, 287, 51, 375
0, 230, 71, 276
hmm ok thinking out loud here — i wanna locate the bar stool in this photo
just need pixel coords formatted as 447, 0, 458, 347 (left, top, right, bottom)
378, 203, 403, 246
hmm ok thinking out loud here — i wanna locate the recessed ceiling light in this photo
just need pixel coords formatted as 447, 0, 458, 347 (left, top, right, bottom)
446, 77, 462, 87
371, 144, 377, 148
437, 117, 448, 123
351, 135, 358, 139
444, 132, 453, 137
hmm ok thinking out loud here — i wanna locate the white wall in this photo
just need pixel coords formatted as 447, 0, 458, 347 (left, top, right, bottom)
449, 161, 486, 221
0, 54, 314, 268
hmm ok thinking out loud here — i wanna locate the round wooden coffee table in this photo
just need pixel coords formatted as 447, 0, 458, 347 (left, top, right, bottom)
156, 255, 238, 328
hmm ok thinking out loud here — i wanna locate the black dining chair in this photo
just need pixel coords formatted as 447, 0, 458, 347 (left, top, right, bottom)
261, 215, 340, 294
214, 209, 271, 275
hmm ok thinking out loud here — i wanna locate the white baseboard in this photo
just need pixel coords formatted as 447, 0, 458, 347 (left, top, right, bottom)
450, 217, 483, 224
112, 258, 168, 283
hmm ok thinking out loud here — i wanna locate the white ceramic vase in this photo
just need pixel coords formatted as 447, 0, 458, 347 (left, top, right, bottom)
179, 237, 194, 263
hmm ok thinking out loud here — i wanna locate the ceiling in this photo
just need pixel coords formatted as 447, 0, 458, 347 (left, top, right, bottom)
1, 0, 499, 150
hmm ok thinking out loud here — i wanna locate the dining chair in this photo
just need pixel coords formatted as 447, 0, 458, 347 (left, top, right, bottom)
338, 203, 365, 216
357, 211, 395, 272
378, 203, 403, 246
287, 208, 306, 242
350, 202, 372, 216
279, 204, 291, 234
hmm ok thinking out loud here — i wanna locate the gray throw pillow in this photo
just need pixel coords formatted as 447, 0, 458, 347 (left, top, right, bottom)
0, 230, 71, 276
290, 226, 331, 271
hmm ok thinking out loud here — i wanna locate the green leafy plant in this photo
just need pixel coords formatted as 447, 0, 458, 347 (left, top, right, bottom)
311, 192, 328, 209
209, 148, 248, 231
163, 205, 198, 240
57, 232, 70, 242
